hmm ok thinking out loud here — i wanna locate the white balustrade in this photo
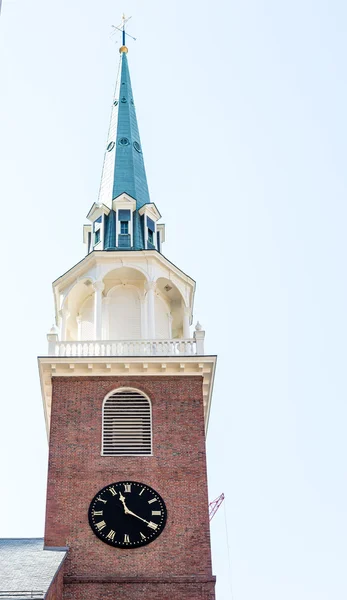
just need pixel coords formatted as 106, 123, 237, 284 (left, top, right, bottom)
49, 339, 200, 357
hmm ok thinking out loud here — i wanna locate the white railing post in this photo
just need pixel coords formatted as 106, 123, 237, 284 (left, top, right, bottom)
194, 322, 205, 355
47, 325, 59, 355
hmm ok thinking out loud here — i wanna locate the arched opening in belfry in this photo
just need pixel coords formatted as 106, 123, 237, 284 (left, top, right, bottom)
61, 278, 95, 341
155, 277, 188, 339
103, 266, 147, 340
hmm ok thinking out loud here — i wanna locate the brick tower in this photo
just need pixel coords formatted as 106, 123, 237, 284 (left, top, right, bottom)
39, 21, 217, 600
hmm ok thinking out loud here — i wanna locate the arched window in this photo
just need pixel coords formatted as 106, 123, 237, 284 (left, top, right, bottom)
102, 388, 152, 456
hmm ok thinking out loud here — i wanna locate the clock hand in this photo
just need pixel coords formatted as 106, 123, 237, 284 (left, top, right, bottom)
118, 493, 150, 525
123, 508, 150, 525
118, 492, 130, 513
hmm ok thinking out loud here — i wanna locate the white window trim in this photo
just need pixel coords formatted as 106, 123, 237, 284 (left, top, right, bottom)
116, 210, 133, 248
93, 215, 104, 249
143, 212, 157, 250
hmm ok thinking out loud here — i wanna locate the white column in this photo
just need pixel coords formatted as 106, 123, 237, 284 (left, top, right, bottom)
76, 315, 82, 341
145, 281, 156, 339
168, 313, 173, 339
183, 306, 190, 339
103, 297, 111, 340
59, 307, 70, 341
141, 294, 148, 339
93, 281, 105, 340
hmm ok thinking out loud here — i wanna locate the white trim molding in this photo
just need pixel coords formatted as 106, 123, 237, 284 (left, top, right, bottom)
38, 354, 216, 440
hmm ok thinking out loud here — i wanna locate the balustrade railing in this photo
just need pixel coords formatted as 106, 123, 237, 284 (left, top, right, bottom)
49, 339, 199, 357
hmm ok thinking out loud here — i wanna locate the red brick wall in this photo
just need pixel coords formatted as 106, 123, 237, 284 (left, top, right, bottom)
63, 580, 215, 600
45, 558, 65, 600
44, 376, 215, 599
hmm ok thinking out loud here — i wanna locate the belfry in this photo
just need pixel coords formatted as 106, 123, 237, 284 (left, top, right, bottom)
1, 20, 217, 600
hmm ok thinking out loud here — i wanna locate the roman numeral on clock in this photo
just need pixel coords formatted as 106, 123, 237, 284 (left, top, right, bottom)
152, 510, 161, 516
124, 534, 130, 543
96, 520, 107, 531
124, 484, 132, 493
147, 521, 158, 530
148, 498, 156, 504
109, 486, 117, 496
96, 496, 107, 504
106, 530, 115, 541
92, 510, 103, 516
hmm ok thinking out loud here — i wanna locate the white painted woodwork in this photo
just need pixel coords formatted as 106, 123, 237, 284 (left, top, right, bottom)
60, 308, 70, 342
48, 338, 199, 357
145, 281, 156, 339
108, 286, 141, 340
38, 354, 216, 438
53, 251, 196, 346
93, 281, 105, 340
183, 306, 191, 339
155, 295, 170, 339
79, 296, 94, 341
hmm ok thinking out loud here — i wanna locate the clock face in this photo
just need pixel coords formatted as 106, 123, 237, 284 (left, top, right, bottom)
88, 481, 167, 549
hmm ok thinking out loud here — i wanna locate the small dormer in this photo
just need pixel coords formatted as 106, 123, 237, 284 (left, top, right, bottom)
112, 193, 136, 249
84, 203, 111, 253
138, 203, 161, 250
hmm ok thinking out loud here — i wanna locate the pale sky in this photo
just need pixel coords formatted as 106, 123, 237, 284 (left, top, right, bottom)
1, 1, 347, 599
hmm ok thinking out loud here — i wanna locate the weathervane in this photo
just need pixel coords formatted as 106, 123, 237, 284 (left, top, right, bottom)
111, 14, 136, 52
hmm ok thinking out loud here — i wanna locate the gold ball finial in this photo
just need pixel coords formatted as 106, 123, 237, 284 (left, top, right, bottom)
119, 45, 128, 53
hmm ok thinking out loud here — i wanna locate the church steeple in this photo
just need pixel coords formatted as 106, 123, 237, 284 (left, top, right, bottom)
37, 24, 216, 600
84, 38, 162, 254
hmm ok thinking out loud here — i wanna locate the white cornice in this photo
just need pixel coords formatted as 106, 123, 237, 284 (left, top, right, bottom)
86, 202, 111, 222
38, 355, 216, 440
53, 251, 195, 290
138, 202, 161, 221
112, 193, 137, 211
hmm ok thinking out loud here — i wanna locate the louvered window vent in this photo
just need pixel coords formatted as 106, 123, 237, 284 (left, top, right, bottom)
102, 389, 152, 456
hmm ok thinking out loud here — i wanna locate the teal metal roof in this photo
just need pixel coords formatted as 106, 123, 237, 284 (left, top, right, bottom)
112, 52, 150, 209
95, 49, 158, 252
104, 210, 116, 250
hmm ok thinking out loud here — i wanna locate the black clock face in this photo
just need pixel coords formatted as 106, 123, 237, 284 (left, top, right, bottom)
88, 481, 167, 549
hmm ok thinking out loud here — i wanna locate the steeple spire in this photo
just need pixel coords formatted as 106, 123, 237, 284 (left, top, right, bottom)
85, 24, 164, 254
97, 20, 150, 211
112, 50, 150, 207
